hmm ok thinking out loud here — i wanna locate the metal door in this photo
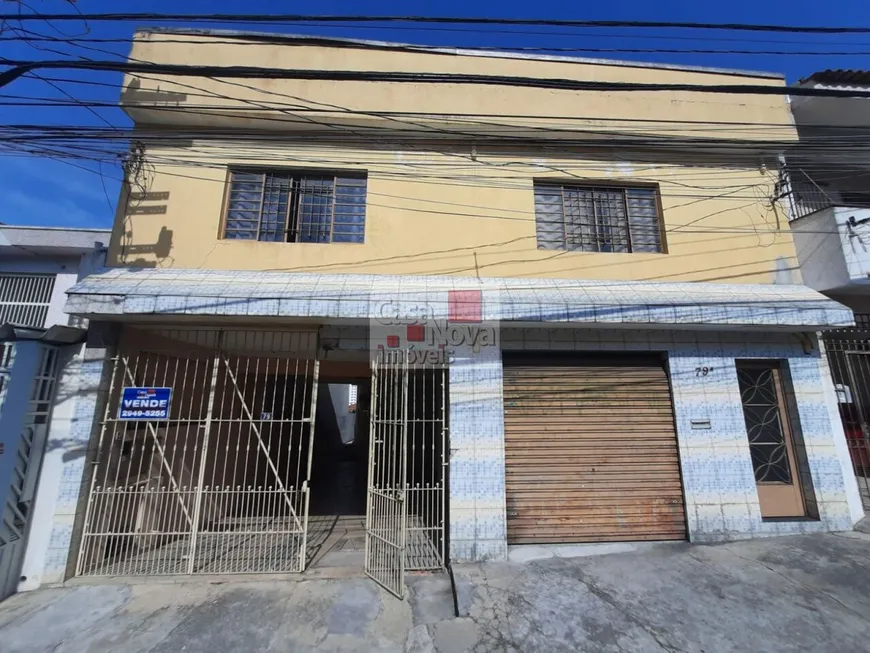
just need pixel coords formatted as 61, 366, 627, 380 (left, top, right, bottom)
0, 346, 59, 601
502, 353, 686, 543
365, 354, 409, 597
77, 344, 319, 576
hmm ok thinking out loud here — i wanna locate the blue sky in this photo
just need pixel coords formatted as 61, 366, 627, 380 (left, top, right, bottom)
1, 0, 869, 229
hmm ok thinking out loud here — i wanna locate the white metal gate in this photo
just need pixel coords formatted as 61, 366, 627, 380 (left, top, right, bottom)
0, 346, 59, 601
365, 355, 409, 597
77, 334, 319, 576
405, 364, 448, 572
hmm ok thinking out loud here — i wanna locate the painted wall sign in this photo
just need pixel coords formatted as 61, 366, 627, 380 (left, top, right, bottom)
119, 387, 172, 420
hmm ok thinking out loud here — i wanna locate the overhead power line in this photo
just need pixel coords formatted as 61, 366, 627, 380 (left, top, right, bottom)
1, 141, 803, 242
3, 59, 870, 96
3, 34, 870, 56
8, 76, 870, 132
8, 26, 870, 46
2, 14, 870, 33
10, 123, 870, 160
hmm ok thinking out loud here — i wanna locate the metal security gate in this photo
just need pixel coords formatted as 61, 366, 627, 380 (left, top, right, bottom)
364, 356, 448, 597
503, 353, 686, 543
405, 364, 448, 572
824, 323, 870, 510
0, 346, 60, 601
77, 331, 319, 576
365, 355, 409, 597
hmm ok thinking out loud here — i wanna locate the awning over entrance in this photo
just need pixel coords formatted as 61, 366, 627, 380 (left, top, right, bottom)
65, 268, 853, 330
0, 323, 86, 345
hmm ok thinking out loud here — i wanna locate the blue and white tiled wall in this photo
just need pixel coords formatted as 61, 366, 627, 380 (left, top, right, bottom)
448, 344, 508, 562
448, 327, 863, 562
664, 333, 859, 541
26, 323, 864, 575
20, 344, 113, 587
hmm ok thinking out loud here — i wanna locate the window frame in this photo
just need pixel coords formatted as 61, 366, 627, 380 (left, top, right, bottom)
219, 167, 368, 244
532, 179, 668, 255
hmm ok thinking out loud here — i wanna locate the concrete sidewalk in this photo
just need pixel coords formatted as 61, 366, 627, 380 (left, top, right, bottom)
3, 532, 870, 652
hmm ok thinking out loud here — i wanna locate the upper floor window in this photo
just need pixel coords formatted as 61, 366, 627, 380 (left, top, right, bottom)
534, 182, 665, 253
223, 170, 366, 243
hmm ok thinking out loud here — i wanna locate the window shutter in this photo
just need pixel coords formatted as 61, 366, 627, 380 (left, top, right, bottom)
626, 189, 662, 253
332, 177, 367, 243
224, 171, 265, 240
534, 186, 566, 250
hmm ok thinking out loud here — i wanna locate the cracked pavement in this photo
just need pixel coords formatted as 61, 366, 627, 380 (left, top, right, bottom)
4, 532, 870, 652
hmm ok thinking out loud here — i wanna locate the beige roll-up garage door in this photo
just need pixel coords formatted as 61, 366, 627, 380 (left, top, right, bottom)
503, 353, 687, 544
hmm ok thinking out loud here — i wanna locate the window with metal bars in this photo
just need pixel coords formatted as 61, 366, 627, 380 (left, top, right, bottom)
534, 183, 665, 253
223, 169, 367, 243
0, 274, 56, 327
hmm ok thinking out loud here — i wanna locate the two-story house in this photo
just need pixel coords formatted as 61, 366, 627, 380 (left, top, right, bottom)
19, 30, 865, 598
0, 225, 108, 601
787, 69, 870, 516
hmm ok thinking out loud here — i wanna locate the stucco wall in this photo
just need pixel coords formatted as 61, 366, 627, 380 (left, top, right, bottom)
124, 32, 791, 134
107, 34, 800, 283
107, 142, 799, 283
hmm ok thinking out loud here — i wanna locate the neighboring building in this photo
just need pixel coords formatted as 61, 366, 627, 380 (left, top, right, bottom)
20, 31, 865, 599
786, 69, 870, 513
0, 225, 109, 601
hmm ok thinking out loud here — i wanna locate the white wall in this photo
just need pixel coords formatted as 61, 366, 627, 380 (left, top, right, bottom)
0, 254, 91, 328
790, 209, 851, 291
327, 383, 356, 444
837, 207, 870, 284
16, 346, 82, 590
44, 272, 78, 328
790, 207, 870, 292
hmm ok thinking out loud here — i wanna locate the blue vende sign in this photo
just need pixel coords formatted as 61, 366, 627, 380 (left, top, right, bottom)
119, 387, 172, 420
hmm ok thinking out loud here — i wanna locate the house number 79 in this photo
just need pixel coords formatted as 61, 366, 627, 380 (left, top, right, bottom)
695, 366, 713, 377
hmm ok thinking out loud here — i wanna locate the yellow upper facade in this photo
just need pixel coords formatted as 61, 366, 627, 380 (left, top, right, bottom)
109, 30, 800, 284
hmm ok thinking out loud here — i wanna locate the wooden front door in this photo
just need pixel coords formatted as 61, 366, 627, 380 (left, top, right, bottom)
736, 362, 806, 518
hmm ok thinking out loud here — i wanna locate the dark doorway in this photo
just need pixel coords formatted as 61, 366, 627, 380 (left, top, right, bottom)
305, 379, 371, 570
308, 380, 370, 516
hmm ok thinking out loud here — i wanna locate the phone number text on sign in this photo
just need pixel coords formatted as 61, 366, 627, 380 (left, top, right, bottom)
119, 387, 172, 420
